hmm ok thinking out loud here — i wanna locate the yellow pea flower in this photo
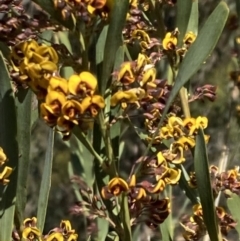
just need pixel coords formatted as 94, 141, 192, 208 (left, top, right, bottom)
0, 166, 12, 185
40, 103, 58, 126
136, 53, 149, 71
110, 88, 145, 107
164, 168, 181, 185
140, 65, 156, 86
175, 136, 196, 149
132, 29, 151, 44
102, 177, 129, 198
22, 227, 41, 240
171, 145, 185, 164
162, 32, 177, 50
68, 72, 98, 96
81, 95, 105, 117
45, 91, 67, 115
117, 62, 135, 84
60, 220, 73, 232
62, 100, 83, 125
0, 147, 7, 166
57, 116, 74, 135
183, 31, 196, 45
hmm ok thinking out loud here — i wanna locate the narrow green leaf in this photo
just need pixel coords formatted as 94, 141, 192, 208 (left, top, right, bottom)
0, 51, 18, 241
121, 194, 132, 241
226, 191, 240, 236
178, 165, 199, 205
72, 127, 103, 165
32, 0, 74, 30
160, 215, 173, 241
96, 25, 109, 65
176, 0, 193, 45
30, 94, 39, 131
186, 0, 199, 35
37, 128, 55, 232
100, 0, 129, 95
194, 128, 222, 241
15, 89, 32, 228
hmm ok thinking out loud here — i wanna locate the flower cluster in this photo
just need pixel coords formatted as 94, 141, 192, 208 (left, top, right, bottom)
100, 174, 173, 228
210, 165, 240, 196
0, 0, 53, 46
53, 0, 138, 22
40, 72, 105, 139
0, 147, 12, 185
151, 116, 209, 164
181, 204, 236, 241
22, 217, 78, 241
10, 39, 58, 98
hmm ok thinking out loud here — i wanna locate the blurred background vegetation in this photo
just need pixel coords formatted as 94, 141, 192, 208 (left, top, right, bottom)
20, 0, 240, 240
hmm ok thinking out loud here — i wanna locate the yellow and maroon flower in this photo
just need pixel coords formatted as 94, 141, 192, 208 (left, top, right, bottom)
162, 32, 177, 50
68, 72, 98, 96
101, 177, 129, 199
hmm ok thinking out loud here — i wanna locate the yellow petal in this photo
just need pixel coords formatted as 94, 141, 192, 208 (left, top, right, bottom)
46, 91, 67, 107
117, 62, 134, 82
60, 220, 72, 232
183, 31, 196, 45
110, 88, 145, 107
157, 152, 166, 166
68, 74, 81, 95
79, 71, 98, 91
67, 233, 78, 241
162, 32, 177, 50
22, 227, 41, 239
0, 166, 12, 180
136, 53, 148, 71
164, 168, 181, 184
140, 66, 156, 86
168, 116, 183, 128
91, 95, 105, 109
81, 96, 92, 113
129, 174, 136, 187
149, 179, 165, 193
0, 147, 7, 166
196, 116, 208, 129
46, 232, 64, 241
48, 76, 68, 95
